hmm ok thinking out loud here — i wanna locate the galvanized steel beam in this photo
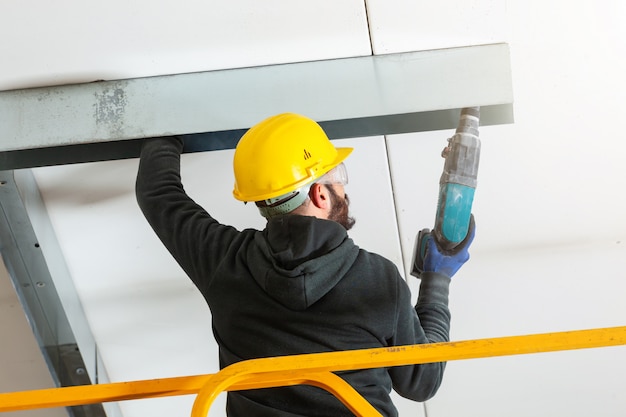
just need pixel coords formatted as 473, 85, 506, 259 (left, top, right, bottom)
0, 43, 514, 169
0, 171, 108, 417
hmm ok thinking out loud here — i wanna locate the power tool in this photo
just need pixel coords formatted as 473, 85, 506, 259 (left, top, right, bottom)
411, 107, 481, 278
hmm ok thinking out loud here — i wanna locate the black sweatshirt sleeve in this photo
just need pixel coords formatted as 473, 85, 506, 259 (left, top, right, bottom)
388, 271, 451, 401
135, 136, 241, 289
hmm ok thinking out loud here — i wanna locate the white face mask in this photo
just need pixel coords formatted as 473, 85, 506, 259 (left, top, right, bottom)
256, 163, 349, 219
256, 183, 312, 218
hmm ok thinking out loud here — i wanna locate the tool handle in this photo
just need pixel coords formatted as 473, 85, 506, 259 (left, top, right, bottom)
410, 228, 431, 279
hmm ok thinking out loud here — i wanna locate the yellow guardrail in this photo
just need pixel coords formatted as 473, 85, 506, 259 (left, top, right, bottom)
1, 326, 625, 416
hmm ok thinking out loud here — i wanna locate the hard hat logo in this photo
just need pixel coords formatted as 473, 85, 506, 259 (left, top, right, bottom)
232, 113, 353, 210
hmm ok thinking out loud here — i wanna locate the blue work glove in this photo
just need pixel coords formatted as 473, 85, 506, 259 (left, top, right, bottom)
423, 216, 476, 278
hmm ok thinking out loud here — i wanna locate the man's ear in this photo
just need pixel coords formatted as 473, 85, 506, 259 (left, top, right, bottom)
309, 183, 331, 210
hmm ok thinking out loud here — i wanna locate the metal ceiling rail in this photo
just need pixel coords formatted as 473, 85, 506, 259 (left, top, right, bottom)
0, 43, 513, 169
0, 326, 624, 416
0, 170, 107, 416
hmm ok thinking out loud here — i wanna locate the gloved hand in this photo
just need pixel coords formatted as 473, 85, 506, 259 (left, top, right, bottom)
423, 215, 476, 278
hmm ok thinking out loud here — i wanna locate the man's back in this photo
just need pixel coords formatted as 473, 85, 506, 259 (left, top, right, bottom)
136, 136, 453, 416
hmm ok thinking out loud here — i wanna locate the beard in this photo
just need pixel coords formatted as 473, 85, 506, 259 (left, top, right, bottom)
325, 185, 356, 231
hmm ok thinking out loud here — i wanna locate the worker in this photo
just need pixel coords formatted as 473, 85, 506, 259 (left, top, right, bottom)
135, 113, 475, 417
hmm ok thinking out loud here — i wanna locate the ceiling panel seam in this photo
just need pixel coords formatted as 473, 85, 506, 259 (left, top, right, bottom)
363, 0, 375, 55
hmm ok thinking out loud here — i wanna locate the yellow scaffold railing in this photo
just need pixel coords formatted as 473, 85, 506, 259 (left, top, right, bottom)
0, 326, 625, 416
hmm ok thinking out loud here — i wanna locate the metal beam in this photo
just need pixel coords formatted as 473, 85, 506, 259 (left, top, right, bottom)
0, 170, 111, 417
0, 43, 513, 169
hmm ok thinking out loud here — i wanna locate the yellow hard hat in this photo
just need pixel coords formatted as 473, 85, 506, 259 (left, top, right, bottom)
233, 113, 352, 205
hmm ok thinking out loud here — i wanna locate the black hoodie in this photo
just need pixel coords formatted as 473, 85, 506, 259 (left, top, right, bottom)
136, 136, 452, 417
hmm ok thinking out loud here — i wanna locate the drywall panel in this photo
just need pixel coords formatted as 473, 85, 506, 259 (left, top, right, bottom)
387, 122, 626, 415
0, 260, 69, 417
0, 0, 370, 92
31, 135, 418, 416
365, 0, 509, 54
387, 0, 626, 264
386, 2, 626, 413
425, 242, 626, 416
429, 344, 626, 417
388, 126, 626, 415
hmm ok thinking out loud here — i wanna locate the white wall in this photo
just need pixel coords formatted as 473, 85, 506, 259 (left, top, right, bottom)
3, 0, 626, 416
385, 1, 626, 415
0, 261, 69, 417
0, 0, 371, 92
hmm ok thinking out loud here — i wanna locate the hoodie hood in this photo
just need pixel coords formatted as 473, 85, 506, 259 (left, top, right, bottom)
249, 215, 359, 310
